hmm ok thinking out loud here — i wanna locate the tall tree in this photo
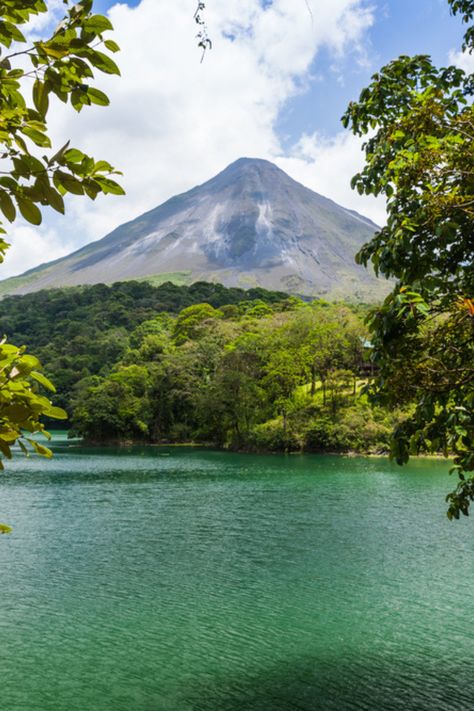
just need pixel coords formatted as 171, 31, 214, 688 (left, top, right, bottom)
342, 0, 474, 518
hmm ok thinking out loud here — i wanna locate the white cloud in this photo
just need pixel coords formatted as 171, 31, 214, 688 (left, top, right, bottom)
278, 132, 386, 226
448, 48, 474, 73
2, 224, 71, 277
24, 0, 64, 34
2, 0, 377, 278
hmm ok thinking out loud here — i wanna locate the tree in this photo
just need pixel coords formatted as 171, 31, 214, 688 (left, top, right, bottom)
262, 349, 302, 438
71, 365, 151, 442
173, 303, 223, 345
342, 0, 474, 518
0, 0, 124, 524
207, 331, 268, 446
289, 303, 363, 401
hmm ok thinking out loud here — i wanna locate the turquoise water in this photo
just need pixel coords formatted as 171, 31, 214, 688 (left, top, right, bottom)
0, 437, 473, 710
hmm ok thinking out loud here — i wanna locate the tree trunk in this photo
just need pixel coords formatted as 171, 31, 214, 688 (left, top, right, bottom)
310, 364, 316, 396
283, 408, 288, 454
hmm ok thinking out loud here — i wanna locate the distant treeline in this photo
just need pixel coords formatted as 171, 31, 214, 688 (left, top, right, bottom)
0, 280, 290, 345
0, 280, 404, 453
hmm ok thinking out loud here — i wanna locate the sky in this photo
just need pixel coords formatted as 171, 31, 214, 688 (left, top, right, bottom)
3, 0, 473, 278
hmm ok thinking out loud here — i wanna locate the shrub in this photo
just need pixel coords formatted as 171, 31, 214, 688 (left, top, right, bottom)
303, 405, 392, 453
247, 418, 302, 452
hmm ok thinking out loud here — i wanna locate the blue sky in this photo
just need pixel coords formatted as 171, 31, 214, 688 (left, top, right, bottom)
276, 0, 467, 143
4, 0, 472, 277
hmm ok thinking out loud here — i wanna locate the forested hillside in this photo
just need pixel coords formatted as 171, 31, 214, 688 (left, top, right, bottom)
0, 280, 286, 413
0, 280, 404, 453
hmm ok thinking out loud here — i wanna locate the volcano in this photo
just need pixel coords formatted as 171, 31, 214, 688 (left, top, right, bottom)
0, 157, 387, 300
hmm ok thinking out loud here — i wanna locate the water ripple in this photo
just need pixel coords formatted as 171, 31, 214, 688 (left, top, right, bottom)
0, 444, 472, 710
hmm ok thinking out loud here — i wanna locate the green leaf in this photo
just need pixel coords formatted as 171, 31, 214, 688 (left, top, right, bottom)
94, 176, 125, 195
29, 440, 53, 458
14, 135, 28, 154
0, 177, 18, 191
0, 190, 16, 222
1, 404, 32, 422
0, 439, 12, 459
32, 79, 49, 117
39, 43, 67, 59
64, 148, 85, 163
49, 141, 70, 166
21, 126, 51, 148
88, 50, 120, 76
87, 87, 109, 106
82, 179, 101, 199
3, 22, 26, 44
45, 406, 68, 420
46, 187, 65, 215
19, 354, 41, 371
30, 371, 56, 393
93, 160, 113, 173
83, 15, 114, 34
104, 39, 120, 53
53, 171, 84, 195
17, 197, 42, 225
71, 88, 87, 113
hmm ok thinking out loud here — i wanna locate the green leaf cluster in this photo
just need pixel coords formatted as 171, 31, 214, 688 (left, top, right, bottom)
0, 0, 123, 235
0, 340, 66, 466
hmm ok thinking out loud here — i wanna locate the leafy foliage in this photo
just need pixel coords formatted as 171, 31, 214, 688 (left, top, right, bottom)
0, 340, 66, 471
0, 1, 124, 525
0, 0, 123, 254
450, 0, 474, 50
342, 0, 474, 518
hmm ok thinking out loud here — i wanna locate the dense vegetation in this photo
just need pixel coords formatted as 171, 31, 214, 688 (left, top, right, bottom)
0, 280, 405, 453
343, 0, 474, 518
0, 280, 288, 414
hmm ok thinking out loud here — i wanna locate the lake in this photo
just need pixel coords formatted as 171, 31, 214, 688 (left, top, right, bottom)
0, 436, 472, 710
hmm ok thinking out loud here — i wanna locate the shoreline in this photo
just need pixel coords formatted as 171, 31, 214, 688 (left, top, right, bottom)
66, 436, 452, 461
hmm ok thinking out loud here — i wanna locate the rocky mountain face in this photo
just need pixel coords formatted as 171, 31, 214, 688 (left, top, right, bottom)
0, 158, 387, 299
